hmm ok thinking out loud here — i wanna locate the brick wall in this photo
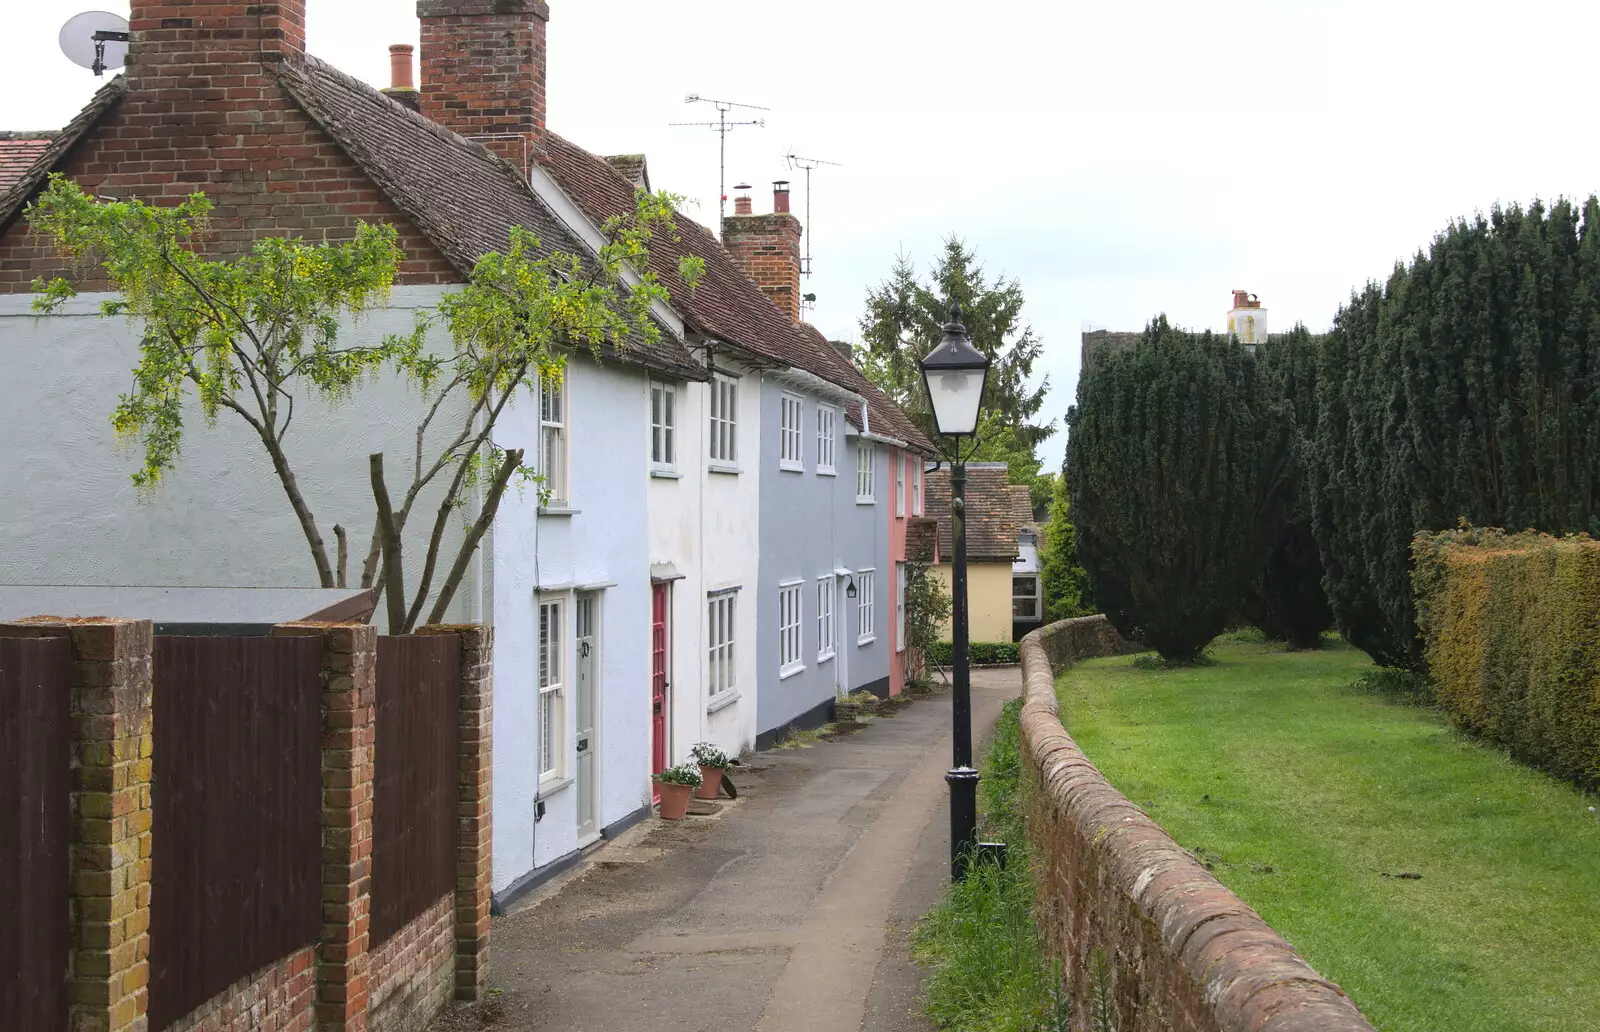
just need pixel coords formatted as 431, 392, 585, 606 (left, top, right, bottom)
368, 895, 454, 1032
418, 0, 549, 174
721, 210, 802, 323
1017, 615, 1377, 1032
0, 0, 457, 291
163, 949, 315, 1032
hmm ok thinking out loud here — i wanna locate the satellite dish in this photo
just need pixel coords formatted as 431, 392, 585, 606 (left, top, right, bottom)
60, 11, 130, 76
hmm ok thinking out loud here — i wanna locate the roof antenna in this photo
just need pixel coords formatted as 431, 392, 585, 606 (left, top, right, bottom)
672, 95, 768, 231
784, 151, 843, 278
59, 11, 130, 77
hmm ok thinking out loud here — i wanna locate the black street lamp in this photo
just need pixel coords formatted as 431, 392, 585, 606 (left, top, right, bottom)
920, 302, 991, 881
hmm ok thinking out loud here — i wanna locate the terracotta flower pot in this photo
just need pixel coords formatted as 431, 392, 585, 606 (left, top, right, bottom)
657, 782, 694, 820
695, 765, 724, 799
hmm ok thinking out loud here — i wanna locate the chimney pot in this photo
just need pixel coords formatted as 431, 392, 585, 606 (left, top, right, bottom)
389, 44, 416, 90
773, 180, 791, 214
734, 183, 753, 216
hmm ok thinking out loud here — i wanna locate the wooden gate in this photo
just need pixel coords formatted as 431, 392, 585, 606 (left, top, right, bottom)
371, 634, 461, 947
149, 636, 324, 1031
0, 636, 71, 1032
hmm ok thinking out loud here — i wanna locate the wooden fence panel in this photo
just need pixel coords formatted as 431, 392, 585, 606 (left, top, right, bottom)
372, 634, 461, 947
0, 636, 71, 1032
149, 636, 324, 1031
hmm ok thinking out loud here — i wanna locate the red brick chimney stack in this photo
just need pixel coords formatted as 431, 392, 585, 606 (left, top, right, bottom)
126, 0, 306, 90
723, 181, 804, 324
417, 0, 550, 174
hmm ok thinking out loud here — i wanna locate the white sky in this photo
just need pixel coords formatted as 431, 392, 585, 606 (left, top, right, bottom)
7, 0, 1600, 470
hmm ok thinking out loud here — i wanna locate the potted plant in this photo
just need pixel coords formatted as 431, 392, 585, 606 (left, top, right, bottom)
653, 762, 702, 820
689, 742, 733, 799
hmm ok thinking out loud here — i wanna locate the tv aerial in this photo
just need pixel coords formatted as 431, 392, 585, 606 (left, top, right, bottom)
60, 11, 130, 77
672, 95, 768, 229
784, 151, 843, 277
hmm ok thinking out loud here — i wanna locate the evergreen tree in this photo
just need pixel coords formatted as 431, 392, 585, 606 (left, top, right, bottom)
857, 237, 1054, 501
1308, 198, 1600, 668
1040, 472, 1092, 620
1067, 317, 1292, 662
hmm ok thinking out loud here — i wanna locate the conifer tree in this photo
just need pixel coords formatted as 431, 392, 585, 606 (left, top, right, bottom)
1039, 472, 1092, 620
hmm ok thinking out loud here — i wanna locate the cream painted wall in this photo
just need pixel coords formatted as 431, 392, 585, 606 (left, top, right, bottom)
931, 561, 1017, 643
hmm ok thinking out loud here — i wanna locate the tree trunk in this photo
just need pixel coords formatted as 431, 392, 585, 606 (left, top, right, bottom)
369, 453, 407, 636
421, 448, 523, 629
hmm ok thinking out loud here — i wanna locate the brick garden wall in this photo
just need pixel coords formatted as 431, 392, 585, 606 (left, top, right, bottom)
368, 895, 454, 1032
1018, 616, 1377, 1032
163, 948, 315, 1032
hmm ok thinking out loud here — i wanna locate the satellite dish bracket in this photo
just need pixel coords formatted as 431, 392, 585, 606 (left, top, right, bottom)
91, 30, 130, 77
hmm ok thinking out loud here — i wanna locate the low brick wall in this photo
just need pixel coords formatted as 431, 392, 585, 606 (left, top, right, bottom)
164, 948, 316, 1032
370, 894, 455, 1032
1019, 616, 1376, 1032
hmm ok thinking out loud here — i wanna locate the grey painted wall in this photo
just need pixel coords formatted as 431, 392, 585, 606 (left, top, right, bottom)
755, 374, 891, 735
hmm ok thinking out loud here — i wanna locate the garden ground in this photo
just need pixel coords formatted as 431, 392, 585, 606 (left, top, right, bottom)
1059, 638, 1600, 1032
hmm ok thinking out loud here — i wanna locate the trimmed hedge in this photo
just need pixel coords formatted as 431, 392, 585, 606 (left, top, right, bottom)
929, 641, 1021, 666
1412, 528, 1600, 788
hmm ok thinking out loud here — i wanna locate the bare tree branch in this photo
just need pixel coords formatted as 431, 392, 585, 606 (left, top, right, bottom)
370, 453, 406, 635
333, 524, 348, 589
422, 447, 523, 628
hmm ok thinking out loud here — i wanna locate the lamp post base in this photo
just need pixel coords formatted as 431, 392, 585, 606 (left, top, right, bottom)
946, 765, 980, 881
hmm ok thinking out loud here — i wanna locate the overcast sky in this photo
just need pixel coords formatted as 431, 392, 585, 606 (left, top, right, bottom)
7, 0, 1600, 470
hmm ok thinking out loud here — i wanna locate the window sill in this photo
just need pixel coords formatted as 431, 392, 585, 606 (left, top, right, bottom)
650, 469, 682, 480
818, 650, 835, 664
708, 463, 742, 476
538, 775, 573, 797
779, 462, 804, 474
856, 635, 877, 647
539, 505, 580, 517
856, 497, 876, 506
706, 690, 741, 715
817, 468, 837, 477
779, 662, 806, 680
896, 643, 907, 653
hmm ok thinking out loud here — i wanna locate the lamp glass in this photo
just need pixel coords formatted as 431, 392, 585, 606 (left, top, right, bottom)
923, 366, 985, 437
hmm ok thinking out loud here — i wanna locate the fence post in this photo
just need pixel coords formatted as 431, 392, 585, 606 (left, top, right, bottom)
276, 621, 376, 1032
0, 617, 154, 1032
419, 624, 493, 1001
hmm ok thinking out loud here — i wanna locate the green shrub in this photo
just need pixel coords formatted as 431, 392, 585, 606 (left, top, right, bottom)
1412, 527, 1600, 788
928, 641, 1021, 666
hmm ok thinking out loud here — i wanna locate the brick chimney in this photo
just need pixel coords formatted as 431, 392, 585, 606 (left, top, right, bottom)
126, 0, 305, 90
418, 0, 549, 173
723, 180, 804, 323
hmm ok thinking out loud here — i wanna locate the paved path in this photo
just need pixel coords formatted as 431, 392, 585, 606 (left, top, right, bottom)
451, 668, 1016, 1032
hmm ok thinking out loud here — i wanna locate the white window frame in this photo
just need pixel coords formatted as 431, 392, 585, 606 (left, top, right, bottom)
540, 374, 569, 505
708, 590, 737, 699
856, 569, 876, 645
1013, 575, 1041, 621
895, 454, 906, 518
817, 577, 835, 662
816, 404, 837, 475
650, 380, 677, 472
709, 373, 739, 469
538, 595, 567, 785
856, 442, 875, 502
912, 462, 923, 515
778, 580, 805, 676
896, 562, 907, 652
779, 393, 805, 472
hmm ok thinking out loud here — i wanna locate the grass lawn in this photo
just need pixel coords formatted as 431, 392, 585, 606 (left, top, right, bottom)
1058, 638, 1600, 1032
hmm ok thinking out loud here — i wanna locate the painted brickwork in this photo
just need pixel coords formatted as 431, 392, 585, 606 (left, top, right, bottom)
1018, 616, 1376, 1032
418, 0, 549, 173
0, 617, 155, 1032
163, 949, 315, 1032
368, 895, 453, 1032
0, 0, 455, 292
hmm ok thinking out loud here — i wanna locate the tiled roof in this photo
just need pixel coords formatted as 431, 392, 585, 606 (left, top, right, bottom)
922, 463, 1029, 563
536, 131, 935, 453
0, 78, 127, 233
276, 56, 702, 379
0, 134, 54, 195
0, 61, 701, 381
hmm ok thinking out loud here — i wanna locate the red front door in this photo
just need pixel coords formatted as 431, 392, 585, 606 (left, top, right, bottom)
651, 583, 669, 803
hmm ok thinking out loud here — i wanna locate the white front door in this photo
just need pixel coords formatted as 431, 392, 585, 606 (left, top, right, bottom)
575, 592, 600, 843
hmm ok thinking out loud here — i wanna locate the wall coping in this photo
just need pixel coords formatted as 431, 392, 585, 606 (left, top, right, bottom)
1018, 615, 1376, 1032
